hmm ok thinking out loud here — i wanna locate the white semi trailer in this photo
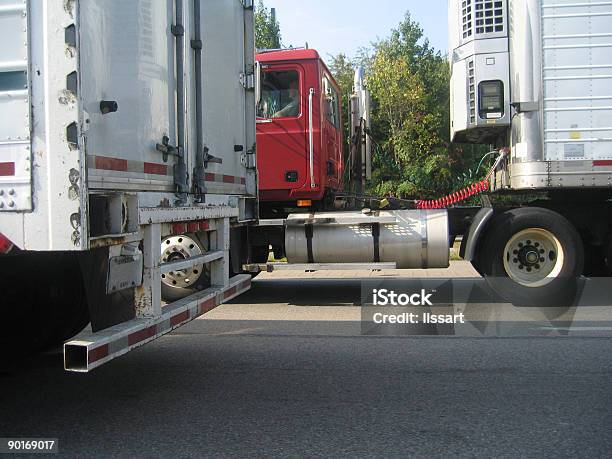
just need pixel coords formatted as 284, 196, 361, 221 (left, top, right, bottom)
0, 0, 610, 372
0, 0, 258, 369
447, 0, 612, 302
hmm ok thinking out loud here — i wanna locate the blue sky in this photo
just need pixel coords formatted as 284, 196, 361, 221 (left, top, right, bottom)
262, 0, 449, 63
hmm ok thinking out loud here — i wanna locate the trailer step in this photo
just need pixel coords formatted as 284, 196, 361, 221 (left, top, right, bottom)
64, 274, 251, 372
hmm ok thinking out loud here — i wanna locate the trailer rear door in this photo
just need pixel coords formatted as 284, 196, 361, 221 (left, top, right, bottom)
79, 0, 178, 192
0, 1, 32, 211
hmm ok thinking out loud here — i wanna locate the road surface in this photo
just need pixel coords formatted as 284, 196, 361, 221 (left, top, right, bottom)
1, 263, 611, 458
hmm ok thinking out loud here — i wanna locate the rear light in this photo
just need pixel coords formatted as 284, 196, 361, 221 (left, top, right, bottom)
0, 232, 13, 254
297, 200, 312, 207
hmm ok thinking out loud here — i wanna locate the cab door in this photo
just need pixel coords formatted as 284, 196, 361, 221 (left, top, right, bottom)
256, 64, 308, 196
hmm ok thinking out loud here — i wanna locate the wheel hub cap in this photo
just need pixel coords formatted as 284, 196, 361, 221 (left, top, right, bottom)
503, 229, 564, 287
161, 235, 204, 289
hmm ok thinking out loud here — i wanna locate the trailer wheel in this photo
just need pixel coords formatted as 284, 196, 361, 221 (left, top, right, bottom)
161, 234, 210, 301
606, 236, 612, 276
478, 208, 584, 306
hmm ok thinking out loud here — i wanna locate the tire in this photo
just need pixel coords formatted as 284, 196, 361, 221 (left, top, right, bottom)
251, 245, 270, 264
606, 235, 612, 276
0, 252, 90, 359
161, 233, 211, 302
477, 207, 584, 307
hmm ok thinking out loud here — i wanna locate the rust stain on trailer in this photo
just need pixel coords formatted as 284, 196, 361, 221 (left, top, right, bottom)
58, 89, 76, 106
89, 235, 131, 249
64, 0, 75, 18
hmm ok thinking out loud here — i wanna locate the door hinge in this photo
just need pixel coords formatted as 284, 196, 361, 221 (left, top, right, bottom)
239, 72, 255, 90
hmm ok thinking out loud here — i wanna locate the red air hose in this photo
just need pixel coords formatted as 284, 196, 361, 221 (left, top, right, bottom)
415, 179, 490, 209
415, 149, 506, 210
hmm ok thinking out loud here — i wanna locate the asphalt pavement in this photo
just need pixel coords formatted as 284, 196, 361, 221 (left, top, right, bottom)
1, 264, 611, 458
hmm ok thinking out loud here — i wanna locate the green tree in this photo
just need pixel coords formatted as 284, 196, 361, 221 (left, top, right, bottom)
328, 53, 354, 161
364, 12, 484, 199
254, 0, 281, 50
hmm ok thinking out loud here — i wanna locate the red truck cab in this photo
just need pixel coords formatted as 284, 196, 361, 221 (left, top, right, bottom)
256, 49, 344, 212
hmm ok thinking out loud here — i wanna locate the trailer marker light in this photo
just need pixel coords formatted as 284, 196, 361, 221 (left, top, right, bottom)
297, 200, 312, 207
0, 232, 13, 254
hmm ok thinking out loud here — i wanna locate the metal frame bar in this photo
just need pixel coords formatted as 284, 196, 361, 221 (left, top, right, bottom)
65, 210, 244, 372
64, 273, 251, 372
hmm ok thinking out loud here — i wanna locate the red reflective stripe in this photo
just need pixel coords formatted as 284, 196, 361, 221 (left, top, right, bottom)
95, 156, 128, 172
203, 173, 245, 185
171, 220, 210, 235
172, 223, 187, 234
171, 310, 190, 326
223, 286, 238, 299
199, 297, 216, 314
593, 160, 612, 167
143, 162, 168, 175
88, 344, 109, 364
128, 325, 156, 346
0, 162, 15, 176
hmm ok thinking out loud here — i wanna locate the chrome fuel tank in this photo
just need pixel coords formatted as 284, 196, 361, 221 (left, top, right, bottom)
284, 210, 449, 269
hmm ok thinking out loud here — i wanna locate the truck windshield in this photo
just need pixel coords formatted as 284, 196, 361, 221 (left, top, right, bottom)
257, 70, 301, 119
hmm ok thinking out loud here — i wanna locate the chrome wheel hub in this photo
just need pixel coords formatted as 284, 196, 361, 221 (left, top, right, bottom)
503, 228, 564, 288
161, 235, 204, 289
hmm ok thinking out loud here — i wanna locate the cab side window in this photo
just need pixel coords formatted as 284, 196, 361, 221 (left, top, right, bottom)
257, 70, 301, 119
323, 76, 340, 128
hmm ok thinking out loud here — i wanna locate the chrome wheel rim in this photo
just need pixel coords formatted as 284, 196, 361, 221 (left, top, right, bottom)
161, 235, 204, 289
503, 228, 564, 288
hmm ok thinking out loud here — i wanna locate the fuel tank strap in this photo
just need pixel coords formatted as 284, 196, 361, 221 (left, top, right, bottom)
372, 223, 380, 262
305, 224, 314, 263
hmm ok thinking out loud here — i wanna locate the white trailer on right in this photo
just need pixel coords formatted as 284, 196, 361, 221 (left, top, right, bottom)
449, 0, 612, 305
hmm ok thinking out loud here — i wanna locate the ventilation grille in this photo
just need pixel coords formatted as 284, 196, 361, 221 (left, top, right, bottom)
461, 0, 473, 39
462, 0, 505, 40
474, 0, 504, 35
468, 60, 476, 124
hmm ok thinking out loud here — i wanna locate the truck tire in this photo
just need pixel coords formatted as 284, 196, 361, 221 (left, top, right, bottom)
0, 253, 90, 359
478, 207, 584, 307
606, 236, 612, 276
161, 233, 211, 301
